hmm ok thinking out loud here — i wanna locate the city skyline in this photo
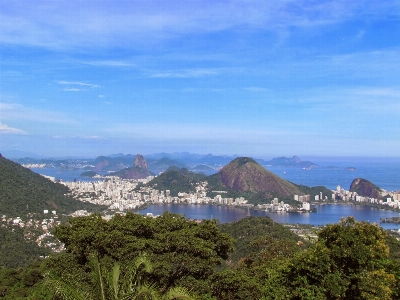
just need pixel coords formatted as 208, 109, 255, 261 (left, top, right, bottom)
1, 1, 400, 158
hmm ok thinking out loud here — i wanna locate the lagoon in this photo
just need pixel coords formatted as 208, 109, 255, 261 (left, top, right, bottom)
139, 203, 400, 230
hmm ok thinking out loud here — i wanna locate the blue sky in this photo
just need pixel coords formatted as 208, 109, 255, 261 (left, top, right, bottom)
1, 0, 400, 158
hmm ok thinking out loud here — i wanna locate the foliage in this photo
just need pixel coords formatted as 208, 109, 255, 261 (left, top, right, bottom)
0, 260, 53, 299
263, 217, 398, 299
0, 226, 50, 268
44, 253, 194, 300
217, 217, 304, 263
52, 212, 233, 292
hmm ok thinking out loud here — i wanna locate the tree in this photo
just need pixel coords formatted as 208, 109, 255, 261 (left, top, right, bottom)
44, 253, 193, 300
52, 212, 233, 293
263, 217, 398, 299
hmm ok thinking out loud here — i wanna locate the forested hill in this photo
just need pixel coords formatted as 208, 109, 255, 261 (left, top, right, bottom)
218, 216, 304, 263
0, 156, 102, 217
145, 167, 207, 196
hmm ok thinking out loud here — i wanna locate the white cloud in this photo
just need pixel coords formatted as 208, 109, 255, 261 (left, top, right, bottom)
63, 88, 87, 92
56, 81, 100, 89
0, 123, 27, 134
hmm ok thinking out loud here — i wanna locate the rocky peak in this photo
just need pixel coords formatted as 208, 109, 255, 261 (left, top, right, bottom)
134, 154, 148, 170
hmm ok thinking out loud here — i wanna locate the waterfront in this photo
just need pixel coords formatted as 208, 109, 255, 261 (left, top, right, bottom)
139, 203, 400, 230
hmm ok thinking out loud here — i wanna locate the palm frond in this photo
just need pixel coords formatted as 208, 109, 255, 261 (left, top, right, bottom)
162, 286, 195, 300
43, 272, 92, 300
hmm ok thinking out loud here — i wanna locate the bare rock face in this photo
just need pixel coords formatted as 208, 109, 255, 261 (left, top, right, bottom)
134, 154, 148, 170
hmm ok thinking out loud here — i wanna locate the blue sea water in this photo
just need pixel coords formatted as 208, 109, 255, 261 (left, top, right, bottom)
139, 204, 400, 230
264, 157, 400, 191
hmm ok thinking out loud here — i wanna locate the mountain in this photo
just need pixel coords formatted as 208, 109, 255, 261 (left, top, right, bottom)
216, 157, 301, 197
134, 154, 148, 169
92, 156, 126, 172
145, 168, 206, 196
109, 154, 153, 180
109, 167, 153, 180
350, 178, 381, 199
198, 154, 237, 166
0, 155, 102, 217
259, 156, 318, 169
147, 157, 187, 174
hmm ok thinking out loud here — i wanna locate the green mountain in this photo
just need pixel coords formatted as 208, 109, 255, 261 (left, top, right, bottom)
109, 166, 154, 180
145, 168, 207, 197
0, 155, 101, 217
217, 157, 301, 197
350, 178, 381, 198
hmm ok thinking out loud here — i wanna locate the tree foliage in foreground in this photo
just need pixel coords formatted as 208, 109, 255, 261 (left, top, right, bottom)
2, 216, 400, 299
262, 217, 399, 300
52, 212, 233, 293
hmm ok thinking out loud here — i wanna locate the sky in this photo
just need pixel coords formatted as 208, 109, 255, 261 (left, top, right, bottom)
1, 0, 400, 159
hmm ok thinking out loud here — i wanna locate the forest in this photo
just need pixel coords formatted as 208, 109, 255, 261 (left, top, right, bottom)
1, 213, 400, 299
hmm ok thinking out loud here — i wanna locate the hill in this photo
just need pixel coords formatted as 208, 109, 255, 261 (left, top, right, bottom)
350, 178, 381, 198
145, 168, 207, 196
217, 157, 301, 197
80, 170, 99, 177
109, 166, 153, 180
0, 155, 101, 217
218, 216, 305, 263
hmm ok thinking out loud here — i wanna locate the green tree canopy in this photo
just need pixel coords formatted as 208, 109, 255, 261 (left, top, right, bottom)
52, 212, 233, 292
264, 217, 398, 300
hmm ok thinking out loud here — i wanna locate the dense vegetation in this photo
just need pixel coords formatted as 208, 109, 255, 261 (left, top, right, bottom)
1, 214, 399, 299
0, 156, 102, 217
0, 227, 49, 268
218, 216, 305, 263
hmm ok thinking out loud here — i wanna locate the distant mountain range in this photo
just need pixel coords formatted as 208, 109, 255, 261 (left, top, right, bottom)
8, 151, 319, 177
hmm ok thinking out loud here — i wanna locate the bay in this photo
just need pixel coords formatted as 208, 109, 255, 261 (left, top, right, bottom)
30, 168, 101, 182
139, 204, 400, 230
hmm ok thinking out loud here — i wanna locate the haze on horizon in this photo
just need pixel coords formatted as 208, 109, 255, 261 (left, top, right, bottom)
1, 1, 400, 159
